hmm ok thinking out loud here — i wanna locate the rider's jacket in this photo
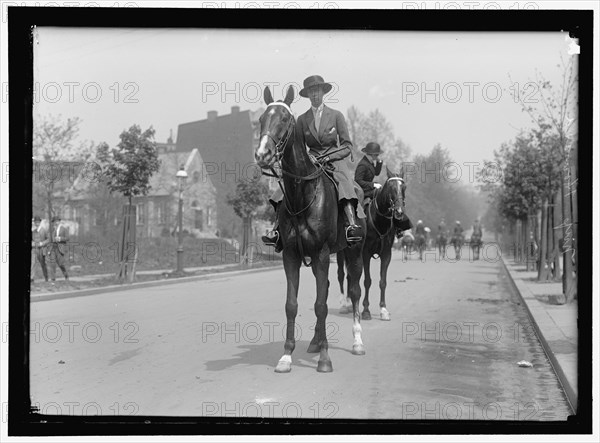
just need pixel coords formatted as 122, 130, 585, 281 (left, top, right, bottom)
416, 224, 426, 235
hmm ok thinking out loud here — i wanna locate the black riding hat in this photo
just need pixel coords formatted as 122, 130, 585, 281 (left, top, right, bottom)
362, 142, 383, 155
299, 75, 333, 97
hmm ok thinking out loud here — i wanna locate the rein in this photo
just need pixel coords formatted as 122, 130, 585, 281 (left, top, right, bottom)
260, 103, 328, 267
367, 179, 405, 259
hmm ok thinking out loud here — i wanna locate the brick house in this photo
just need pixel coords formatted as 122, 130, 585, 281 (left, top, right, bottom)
57, 144, 218, 239
175, 106, 266, 238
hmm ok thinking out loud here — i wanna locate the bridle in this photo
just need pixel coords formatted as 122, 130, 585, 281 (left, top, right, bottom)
258, 101, 325, 267
368, 177, 406, 258
373, 177, 406, 220
260, 102, 324, 184
259, 102, 295, 167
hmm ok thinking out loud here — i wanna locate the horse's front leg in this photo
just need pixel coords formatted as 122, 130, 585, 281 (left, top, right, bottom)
275, 249, 302, 373
308, 248, 333, 372
361, 251, 372, 321
347, 247, 365, 355
379, 247, 392, 321
337, 252, 352, 314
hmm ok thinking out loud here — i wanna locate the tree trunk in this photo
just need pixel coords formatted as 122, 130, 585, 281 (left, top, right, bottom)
563, 141, 578, 302
538, 199, 549, 281
241, 216, 250, 266
552, 191, 562, 282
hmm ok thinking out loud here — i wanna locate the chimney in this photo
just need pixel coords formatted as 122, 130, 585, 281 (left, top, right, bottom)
231, 106, 240, 114
207, 110, 218, 122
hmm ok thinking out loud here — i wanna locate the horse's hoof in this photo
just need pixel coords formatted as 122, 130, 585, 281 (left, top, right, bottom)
306, 343, 320, 353
274, 361, 292, 373
361, 311, 372, 320
317, 359, 333, 372
339, 305, 352, 314
380, 308, 391, 321
352, 344, 366, 355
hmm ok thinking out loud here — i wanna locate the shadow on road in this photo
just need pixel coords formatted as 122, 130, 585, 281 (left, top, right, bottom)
204, 340, 344, 372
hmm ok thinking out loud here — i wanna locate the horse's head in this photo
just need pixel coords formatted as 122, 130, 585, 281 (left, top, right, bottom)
254, 85, 295, 169
380, 174, 406, 220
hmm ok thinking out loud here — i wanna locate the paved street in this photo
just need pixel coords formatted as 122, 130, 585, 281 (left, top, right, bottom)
30, 245, 572, 420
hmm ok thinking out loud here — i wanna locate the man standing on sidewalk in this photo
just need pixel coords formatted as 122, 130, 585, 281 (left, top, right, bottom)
31, 216, 49, 282
48, 215, 69, 283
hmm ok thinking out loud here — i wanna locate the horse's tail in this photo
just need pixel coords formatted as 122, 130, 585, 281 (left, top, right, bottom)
336, 250, 346, 294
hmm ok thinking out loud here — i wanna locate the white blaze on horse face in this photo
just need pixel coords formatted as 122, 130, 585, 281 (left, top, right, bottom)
255, 135, 272, 166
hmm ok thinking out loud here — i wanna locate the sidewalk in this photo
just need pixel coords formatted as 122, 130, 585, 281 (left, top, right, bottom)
31, 262, 282, 302
501, 256, 578, 414
64, 263, 240, 283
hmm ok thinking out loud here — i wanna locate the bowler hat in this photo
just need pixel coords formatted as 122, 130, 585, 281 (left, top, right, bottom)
299, 75, 333, 97
361, 142, 383, 155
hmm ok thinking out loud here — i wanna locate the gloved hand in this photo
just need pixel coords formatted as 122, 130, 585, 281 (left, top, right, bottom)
373, 183, 382, 189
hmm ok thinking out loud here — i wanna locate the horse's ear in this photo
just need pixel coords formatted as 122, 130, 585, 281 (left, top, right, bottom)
264, 86, 274, 105
283, 85, 294, 106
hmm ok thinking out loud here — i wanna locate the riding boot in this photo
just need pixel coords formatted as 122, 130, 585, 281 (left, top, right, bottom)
261, 203, 283, 253
393, 215, 412, 239
343, 201, 363, 244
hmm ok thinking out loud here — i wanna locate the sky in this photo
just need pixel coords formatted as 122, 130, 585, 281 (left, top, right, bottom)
32, 25, 575, 168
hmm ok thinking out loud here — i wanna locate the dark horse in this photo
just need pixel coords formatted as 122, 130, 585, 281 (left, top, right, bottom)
437, 230, 448, 258
254, 86, 367, 373
400, 230, 414, 261
452, 233, 464, 260
337, 176, 406, 321
414, 231, 426, 261
470, 231, 482, 260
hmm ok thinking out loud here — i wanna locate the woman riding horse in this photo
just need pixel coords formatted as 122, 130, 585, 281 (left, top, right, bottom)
471, 218, 483, 260
262, 75, 365, 252
255, 82, 367, 373
452, 220, 465, 259
354, 142, 412, 239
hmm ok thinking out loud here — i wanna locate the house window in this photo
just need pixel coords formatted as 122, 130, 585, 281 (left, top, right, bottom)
93, 209, 106, 227
195, 209, 204, 230
156, 201, 168, 224
136, 203, 145, 225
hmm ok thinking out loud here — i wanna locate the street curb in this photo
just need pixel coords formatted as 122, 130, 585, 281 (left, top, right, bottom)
31, 263, 282, 303
500, 256, 577, 414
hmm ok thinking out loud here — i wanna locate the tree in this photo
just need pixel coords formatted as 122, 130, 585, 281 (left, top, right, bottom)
32, 114, 95, 236
98, 125, 161, 280
508, 57, 578, 301
227, 179, 270, 264
345, 106, 411, 173
404, 144, 481, 233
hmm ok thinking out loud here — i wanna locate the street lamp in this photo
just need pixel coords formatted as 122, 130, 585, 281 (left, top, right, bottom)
176, 165, 188, 275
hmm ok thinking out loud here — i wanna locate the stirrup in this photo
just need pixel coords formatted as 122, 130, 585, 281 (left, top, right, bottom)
261, 230, 280, 247
345, 225, 363, 243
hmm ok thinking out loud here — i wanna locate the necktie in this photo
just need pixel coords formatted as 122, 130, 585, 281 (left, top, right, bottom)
314, 107, 321, 132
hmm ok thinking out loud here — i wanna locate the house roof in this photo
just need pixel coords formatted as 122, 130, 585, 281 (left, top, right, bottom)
176, 107, 262, 170
65, 148, 213, 201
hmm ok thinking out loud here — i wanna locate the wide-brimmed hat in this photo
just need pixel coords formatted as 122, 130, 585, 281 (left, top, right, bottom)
361, 142, 383, 155
299, 75, 333, 97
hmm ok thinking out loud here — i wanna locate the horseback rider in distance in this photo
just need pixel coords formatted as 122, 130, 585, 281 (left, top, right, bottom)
355, 142, 413, 239
262, 75, 365, 252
